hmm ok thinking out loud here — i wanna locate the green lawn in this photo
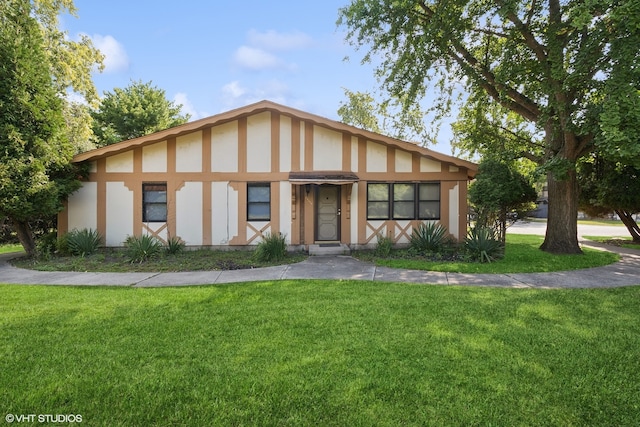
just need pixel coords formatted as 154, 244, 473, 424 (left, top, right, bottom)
2, 282, 639, 426
583, 236, 640, 251
0, 243, 23, 254
355, 234, 620, 273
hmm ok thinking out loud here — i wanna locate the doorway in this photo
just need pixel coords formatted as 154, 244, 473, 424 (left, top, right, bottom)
315, 185, 340, 241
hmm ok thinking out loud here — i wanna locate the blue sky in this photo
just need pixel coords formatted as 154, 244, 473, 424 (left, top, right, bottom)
61, 0, 454, 153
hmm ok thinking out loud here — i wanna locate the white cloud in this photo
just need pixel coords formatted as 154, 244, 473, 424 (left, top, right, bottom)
247, 29, 313, 51
173, 92, 202, 120
90, 34, 129, 73
220, 79, 294, 109
232, 46, 282, 70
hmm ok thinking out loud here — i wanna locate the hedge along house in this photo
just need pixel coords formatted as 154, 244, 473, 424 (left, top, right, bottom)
58, 100, 477, 251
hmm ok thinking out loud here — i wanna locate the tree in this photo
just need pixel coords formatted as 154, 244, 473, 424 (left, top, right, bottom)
0, 0, 82, 256
469, 158, 537, 244
339, 0, 640, 254
579, 155, 640, 242
31, 0, 104, 154
338, 88, 433, 143
91, 80, 191, 146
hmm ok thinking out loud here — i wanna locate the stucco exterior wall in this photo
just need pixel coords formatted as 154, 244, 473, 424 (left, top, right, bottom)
60, 102, 475, 248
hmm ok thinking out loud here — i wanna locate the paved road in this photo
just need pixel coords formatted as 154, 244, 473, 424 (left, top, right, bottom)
508, 220, 629, 238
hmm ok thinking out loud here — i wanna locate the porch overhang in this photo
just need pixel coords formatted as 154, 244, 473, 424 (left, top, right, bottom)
288, 171, 359, 185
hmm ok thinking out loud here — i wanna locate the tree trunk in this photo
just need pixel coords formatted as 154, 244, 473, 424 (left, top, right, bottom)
11, 218, 36, 257
540, 169, 583, 254
616, 210, 640, 242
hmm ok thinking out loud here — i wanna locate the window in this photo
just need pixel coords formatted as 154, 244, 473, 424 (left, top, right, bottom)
418, 183, 440, 220
393, 183, 415, 219
367, 183, 390, 219
143, 183, 167, 222
247, 183, 271, 221
366, 182, 440, 220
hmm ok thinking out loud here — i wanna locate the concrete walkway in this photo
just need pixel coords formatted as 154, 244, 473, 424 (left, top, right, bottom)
0, 239, 638, 289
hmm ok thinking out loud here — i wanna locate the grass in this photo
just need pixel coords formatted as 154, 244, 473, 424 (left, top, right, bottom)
12, 248, 307, 272
0, 243, 23, 255
1, 282, 639, 426
583, 236, 640, 251
355, 234, 620, 274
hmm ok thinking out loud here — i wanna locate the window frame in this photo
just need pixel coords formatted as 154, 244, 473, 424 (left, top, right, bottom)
418, 182, 441, 220
142, 182, 168, 223
247, 183, 271, 221
366, 182, 441, 221
366, 183, 390, 220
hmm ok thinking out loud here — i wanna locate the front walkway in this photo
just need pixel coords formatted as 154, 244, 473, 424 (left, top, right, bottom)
0, 240, 638, 289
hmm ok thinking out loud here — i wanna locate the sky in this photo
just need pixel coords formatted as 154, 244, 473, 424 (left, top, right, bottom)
61, 0, 454, 154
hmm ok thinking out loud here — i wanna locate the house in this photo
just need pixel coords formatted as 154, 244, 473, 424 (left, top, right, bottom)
58, 100, 477, 251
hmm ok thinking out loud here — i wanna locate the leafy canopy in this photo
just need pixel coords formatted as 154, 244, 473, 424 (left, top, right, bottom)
0, 0, 83, 254
91, 80, 191, 146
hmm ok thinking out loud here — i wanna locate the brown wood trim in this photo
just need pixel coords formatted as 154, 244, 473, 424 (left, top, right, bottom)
304, 121, 313, 171
342, 133, 351, 171
96, 159, 107, 241
271, 112, 280, 173
291, 118, 300, 171
238, 117, 247, 173
387, 146, 395, 173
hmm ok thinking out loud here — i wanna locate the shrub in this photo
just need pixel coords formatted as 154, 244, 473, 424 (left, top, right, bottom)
125, 234, 163, 263
410, 222, 449, 253
375, 233, 394, 257
67, 228, 102, 257
166, 236, 186, 254
254, 232, 287, 262
465, 226, 503, 263
35, 231, 58, 260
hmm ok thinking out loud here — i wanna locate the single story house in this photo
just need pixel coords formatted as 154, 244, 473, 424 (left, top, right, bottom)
58, 100, 477, 250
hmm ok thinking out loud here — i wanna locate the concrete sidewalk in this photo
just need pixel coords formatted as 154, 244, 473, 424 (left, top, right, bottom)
1, 240, 639, 289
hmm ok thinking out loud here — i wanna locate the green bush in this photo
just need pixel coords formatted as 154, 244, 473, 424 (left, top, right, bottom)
125, 234, 163, 263
254, 232, 287, 262
375, 233, 394, 257
410, 222, 449, 254
67, 228, 102, 257
35, 231, 58, 260
465, 226, 503, 263
166, 236, 186, 254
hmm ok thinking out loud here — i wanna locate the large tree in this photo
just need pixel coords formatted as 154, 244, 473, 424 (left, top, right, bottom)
339, 0, 640, 254
0, 0, 82, 255
32, 0, 104, 153
91, 80, 191, 146
338, 88, 434, 143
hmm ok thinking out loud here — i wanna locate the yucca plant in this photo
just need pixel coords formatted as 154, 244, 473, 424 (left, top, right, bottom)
254, 232, 287, 262
124, 234, 163, 263
67, 228, 102, 257
166, 236, 186, 254
465, 226, 503, 263
410, 222, 448, 254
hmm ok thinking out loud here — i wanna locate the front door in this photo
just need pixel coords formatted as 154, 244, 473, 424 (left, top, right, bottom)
316, 185, 340, 241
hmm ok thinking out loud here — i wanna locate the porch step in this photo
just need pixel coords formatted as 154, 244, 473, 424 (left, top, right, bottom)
308, 243, 351, 256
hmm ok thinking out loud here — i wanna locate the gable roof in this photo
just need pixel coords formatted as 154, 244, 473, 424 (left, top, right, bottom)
74, 100, 477, 178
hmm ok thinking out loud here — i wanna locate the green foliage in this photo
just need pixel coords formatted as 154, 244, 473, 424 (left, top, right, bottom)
374, 233, 394, 257
254, 232, 287, 262
337, 88, 433, 143
124, 234, 163, 263
91, 80, 191, 146
35, 232, 59, 260
166, 236, 186, 255
465, 226, 503, 263
410, 222, 449, 254
339, 0, 640, 254
67, 228, 102, 257
469, 158, 537, 242
0, 1, 83, 255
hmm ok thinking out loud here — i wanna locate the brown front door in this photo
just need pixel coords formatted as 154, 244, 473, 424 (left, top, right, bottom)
315, 185, 340, 241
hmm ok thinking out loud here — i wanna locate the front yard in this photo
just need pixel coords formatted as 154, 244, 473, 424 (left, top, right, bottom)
1, 282, 639, 426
